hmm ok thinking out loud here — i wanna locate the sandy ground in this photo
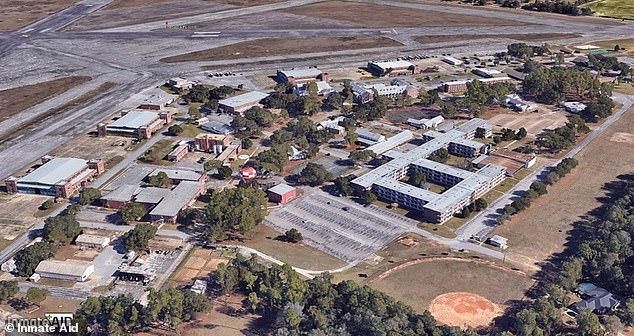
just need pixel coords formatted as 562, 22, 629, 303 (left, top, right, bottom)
0, 76, 91, 123
161, 36, 402, 63
415, 33, 582, 44
0, 0, 77, 32
282, 0, 525, 27
429, 292, 502, 328
50, 134, 135, 166
495, 105, 634, 269
0, 194, 52, 240
487, 107, 568, 137
370, 258, 533, 318
168, 247, 230, 288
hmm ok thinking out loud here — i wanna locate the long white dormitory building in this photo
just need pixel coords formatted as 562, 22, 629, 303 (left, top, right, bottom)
352, 118, 505, 223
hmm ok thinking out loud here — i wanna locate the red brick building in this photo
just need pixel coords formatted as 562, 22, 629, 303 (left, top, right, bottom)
267, 183, 297, 205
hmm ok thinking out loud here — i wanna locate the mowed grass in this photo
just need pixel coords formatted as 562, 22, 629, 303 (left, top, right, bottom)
494, 105, 634, 272
582, 0, 634, 19
370, 259, 534, 313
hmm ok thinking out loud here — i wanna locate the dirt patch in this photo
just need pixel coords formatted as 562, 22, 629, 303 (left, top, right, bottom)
282, 1, 524, 28
0, 194, 51, 240
487, 108, 567, 137
106, 0, 172, 9
495, 105, 634, 271
610, 132, 634, 144
415, 33, 582, 44
51, 135, 133, 165
0, 0, 77, 32
370, 258, 533, 316
0, 76, 91, 123
161, 36, 402, 63
429, 292, 502, 328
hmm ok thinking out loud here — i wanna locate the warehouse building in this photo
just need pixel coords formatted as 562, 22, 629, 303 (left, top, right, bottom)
35, 259, 95, 282
75, 234, 111, 249
218, 91, 269, 114
5, 156, 104, 198
442, 56, 463, 66
441, 77, 512, 93
149, 181, 205, 223
267, 183, 298, 205
367, 60, 420, 77
200, 120, 233, 135
167, 78, 194, 92
277, 68, 328, 84
97, 109, 172, 139
148, 168, 206, 184
472, 68, 502, 78
356, 128, 386, 145
138, 94, 174, 110
351, 119, 504, 223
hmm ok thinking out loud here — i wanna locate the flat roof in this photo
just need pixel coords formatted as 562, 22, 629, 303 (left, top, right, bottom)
149, 181, 203, 218
366, 130, 414, 155
142, 94, 173, 106
268, 183, 296, 196
369, 60, 414, 69
19, 158, 88, 186
219, 91, 269, 109
101, 184, 139, 202
75, 234, 110, 245
451, 137, 486, 149
135, 187, 171, 204
36, 259, 94, 277
374, 178, 437, 203
108, 111, 159, 130
149, 168, 201, 181
456, 118, 492, 133
413, 158, 474, 180
278, 68, 322, 78
200, 121, 233, 134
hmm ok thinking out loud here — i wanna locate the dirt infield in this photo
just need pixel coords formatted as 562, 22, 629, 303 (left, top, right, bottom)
370, 258, 533, 321
161, 36, 402, 63
283, 1, 524, 27
429, 292, 502, 328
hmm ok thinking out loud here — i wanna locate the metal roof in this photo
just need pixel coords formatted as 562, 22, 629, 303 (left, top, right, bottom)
268, 183, 296, 196
369, 60, 415, 70
101, 184, 139, 202
108, 111, 159, 130
219, 91, 269, 109
149, 168, 202, 181
366, 130, 414, 155
374, 178, 437, 203
75, 234, 110, 245
35, 259, 94, 277
135, 187, 171, 204
19, 158, 88, 186
278, 68, 322, 78
149, 181, 203, 218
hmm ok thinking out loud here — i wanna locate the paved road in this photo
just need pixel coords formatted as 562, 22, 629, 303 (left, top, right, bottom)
455, 92, 634, 241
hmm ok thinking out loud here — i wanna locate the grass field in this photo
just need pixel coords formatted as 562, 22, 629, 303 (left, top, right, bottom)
0, 0, 77, 31
161, 36, 402, 63
138, 139, 176, 165
494, 105, 634, 271
370, 259, 533, 316
283, 1, 523, 27
582, 0, 634, 20
0, 76, 91, 123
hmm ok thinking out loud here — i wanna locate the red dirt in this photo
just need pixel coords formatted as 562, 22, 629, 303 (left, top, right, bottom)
429, 292, 502, 328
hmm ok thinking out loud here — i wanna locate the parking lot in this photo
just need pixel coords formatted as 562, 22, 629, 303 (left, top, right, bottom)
265, 189, 419, 263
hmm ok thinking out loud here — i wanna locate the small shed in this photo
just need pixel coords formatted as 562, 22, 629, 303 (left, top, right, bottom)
75, 234, 111, 249
268, 183, 298, 205
488, 235, 508, 249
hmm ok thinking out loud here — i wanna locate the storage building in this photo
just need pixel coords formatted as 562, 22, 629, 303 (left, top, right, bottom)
97, 109, 172, 139
218, 91, 269, 114
267, 183, 297, 205
35, 259, 95, 282
75, 234, 111, 249
367, 60, 420, 77
277, 68, 327, 84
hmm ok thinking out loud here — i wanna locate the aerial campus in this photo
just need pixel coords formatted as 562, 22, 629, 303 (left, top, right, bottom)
0, 0, 634, 335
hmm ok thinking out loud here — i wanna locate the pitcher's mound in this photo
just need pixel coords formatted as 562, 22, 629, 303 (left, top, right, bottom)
429, 292, 502, 328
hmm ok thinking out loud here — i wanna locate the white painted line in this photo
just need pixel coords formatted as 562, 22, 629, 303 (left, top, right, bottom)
191, 35, 220, 38
193, 31, 221, 34
40, 28, 52, 33
23, 28, 34, 33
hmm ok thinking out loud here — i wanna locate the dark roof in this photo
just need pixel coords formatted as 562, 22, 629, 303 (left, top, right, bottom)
574, 294, 619, 313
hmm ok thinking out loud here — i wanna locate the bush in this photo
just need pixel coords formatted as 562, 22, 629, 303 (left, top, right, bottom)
79, 188, 101, 205
217, 166, 233, 180
40, 199, 54, 210
283, 228, 303, 243
168, 124, 183, 136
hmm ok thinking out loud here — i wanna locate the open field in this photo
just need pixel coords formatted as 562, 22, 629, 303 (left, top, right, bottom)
161, 36, 402, 63
581, 0, 634, 20
240, 224, 347, 271
494, 106, 634, 270
0, 194, 51, 240
283, 1, 524, 27
0, 76, 91, 123
415, 33, 582, 45
51, 134, 134, 164
487, 107, 567, 138
138, 139, 177, 165
167, 247, 230, 288
370, 258, 533, 327
0, 0, 76, 32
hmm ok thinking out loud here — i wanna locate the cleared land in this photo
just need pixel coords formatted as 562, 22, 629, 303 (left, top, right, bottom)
0, 0, 76, 32
282, 1, 524, 27
0, 76, 91, 123
0, 193, 53, 241
415, 33, 582, 44
371, 259, 533, 327
581, 0, 634, 20
161, 36, 402, 63
488, 107, 568, 138
494, 105, 634, 270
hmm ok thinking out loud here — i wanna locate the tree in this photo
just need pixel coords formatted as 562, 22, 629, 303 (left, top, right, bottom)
515, 309, 544, 336
334, 175, 356, 196
204, 187, 268, 243
25, 287, 49, 306
408, 172, 427, 188
298, 163, 332, 187
14, 242, 56, 277
362, 190, 377, 205
118, 203, 147, 224
428, 148, 449, 163
0, 281, 19, 302
149, 171, 171, 188
461, 206, 471, 218
43, 214, 81, 244
217, 166, 233, 180
204, 160, 222, 172
123, 223, 157, 252
344, 132, 358, 146
283, 228, 303, 243
242, 138, 253, 150
168, 124, 183, 136
516, 127, 527, 139
323, 92, 343, 111
530, 181, 548, 195
244, 106, 276, 127
474, 198, 488, 211
576, 310, 604, 336
79, 187, 102, 205
40, 199, 54, 210
349, 150, 375, 163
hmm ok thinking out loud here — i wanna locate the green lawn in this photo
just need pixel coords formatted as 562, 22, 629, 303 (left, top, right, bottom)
582, 0, 634, 19
138, 139, 176, 165
180, 124, 203, 137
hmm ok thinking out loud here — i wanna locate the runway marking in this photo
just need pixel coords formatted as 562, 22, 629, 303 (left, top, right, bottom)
192, 32, 221, 34
191, 35, 220, 38
40, 28, 52, 33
